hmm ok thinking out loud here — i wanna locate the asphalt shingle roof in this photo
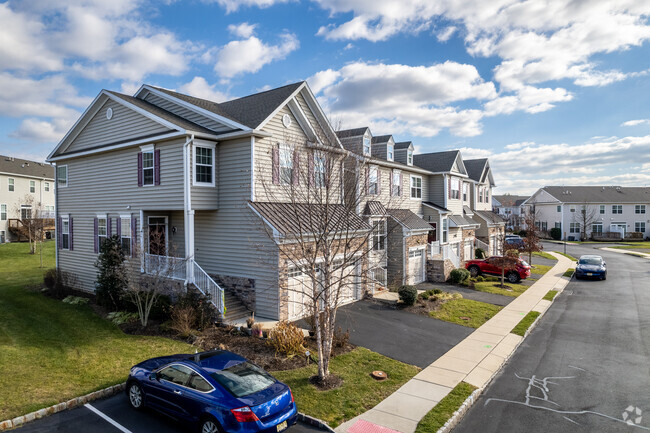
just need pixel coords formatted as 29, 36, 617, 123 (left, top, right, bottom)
395, 141, 412, 150
473, 210, 506, 225
464, 158, 488, 182
449, 214, 477, 228
335, 127, 369, 139
387, 208, 432, 231
540, 186, 650, 203
371, 135, 392, 144
493, 194, 529, 207
422, 201, 450, 213
151, 82, 304, 129
249, 202, 370, 236
0, 155, 54, 179
413, 150, 459, 173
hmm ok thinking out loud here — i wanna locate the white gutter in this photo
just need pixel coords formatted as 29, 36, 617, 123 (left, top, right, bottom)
183, 134, 195, 285
250, 136, 255, 202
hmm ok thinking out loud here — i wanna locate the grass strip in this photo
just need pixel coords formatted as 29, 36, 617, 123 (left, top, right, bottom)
472, 280, 529, 297
543, 290, 558, 301
273, 347, 419, 427
415, 382, 478, 433
563, 268, 575, 278
531, 264, 553, 275
511, 311, 541, 336
532, 251, 557, 261
429, 298, 502, 328
554, 251, 578, 261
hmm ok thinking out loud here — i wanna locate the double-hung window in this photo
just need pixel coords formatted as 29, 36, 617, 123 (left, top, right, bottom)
20, 205, 31, 220
407, 150, 413, 165
462, 183, 469, 202
569, 222, 580, 233
371, 220, 386, 251
0, 204, 6, 221
98, 217, 107, 248
442, 218, 448, 243
478, 187, 483, 203
61, 218, 70, 250
592, 223, 603, 234
636, 222, 646, 233
557, 205, 562, 212
570, 206, 576, 213
363, 136, 371, 156
121, 217, 132, 256
8, 178, 14, 192
410, 175, 422, 199
44, 182, 50, 192
29, 180, 35, 193
392, 170, 401, 196
612, 205, 622, 214
450, 178, 460, 199
599, 205, 605, 214
635, 205, 646, 214
194, 145, 215, 186
554, 222, 561, 229
368, 167, 378, 195
142, 150, 154, 186
279, 143, 293, 185
57, 166, 67, 187
314, 154, 325, 188
387, 144, 394, 161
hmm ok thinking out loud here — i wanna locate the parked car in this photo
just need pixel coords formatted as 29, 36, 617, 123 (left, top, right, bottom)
126, 350, 298, 433
465, 256, 531, 283
575, 255, 607, 280
504, 235, 525, 250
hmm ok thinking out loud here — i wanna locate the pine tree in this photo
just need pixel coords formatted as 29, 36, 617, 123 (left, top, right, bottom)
94, 235, 127, 310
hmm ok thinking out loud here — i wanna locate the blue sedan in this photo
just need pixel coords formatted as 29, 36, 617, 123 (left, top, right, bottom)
575, 255, 607, 280
126, 350, 298, 433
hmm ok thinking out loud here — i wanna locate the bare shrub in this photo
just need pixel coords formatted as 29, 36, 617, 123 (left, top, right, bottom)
170, 305, 197, 338
268, 321, 306, 358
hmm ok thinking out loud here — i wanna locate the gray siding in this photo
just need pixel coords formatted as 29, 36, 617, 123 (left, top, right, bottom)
372, 144, 387, 160
395, 149, 408, 165
143, 93, 233, 133
194, 137, 280, 320
339, 135, 363, 155
428, 174, 445, 208
190, 142, 220, 210
386, 219, 404, 287
65, 99, 171, 154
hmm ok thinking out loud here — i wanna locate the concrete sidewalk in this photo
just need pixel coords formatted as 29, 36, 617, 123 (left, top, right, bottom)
600, 246, 650, 259
335, 252, 575, 433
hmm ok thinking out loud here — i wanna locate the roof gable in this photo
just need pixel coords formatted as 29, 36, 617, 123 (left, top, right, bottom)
413, 150, 467, 175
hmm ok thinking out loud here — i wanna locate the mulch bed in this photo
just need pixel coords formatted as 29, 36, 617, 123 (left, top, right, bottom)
309, 373, 343, 390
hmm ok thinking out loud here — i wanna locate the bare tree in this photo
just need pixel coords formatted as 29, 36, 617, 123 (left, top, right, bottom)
521, 208, 543, 265
573, 203, 598, 241
492, 229, 520, 287
13, 194, 51, 265
254, 130, 401, 384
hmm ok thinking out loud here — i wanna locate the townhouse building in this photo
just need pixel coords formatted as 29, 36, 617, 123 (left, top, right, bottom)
524, 186, 650, 241
0, 155, 55, 243
492, 194, 529, 231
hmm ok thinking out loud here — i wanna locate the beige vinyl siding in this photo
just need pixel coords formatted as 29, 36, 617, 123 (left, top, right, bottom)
359, 165, 426, 216
65, 99, 172, 154
254, 104, 343, 204
446, 175, 464, 214
0, 174, 55, 241
143, 92, 233, 133
194, 137, 280, 319
295, 93, 328, 141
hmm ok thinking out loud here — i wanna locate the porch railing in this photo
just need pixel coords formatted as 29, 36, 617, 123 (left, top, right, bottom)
442, 244, 461, 268
428, 241, 441, 257
143, 253, 187, 280
474, 239, 490, 256
190, 261, 225, 318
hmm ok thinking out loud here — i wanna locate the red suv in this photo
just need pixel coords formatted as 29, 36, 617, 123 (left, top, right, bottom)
465, 256, 531, 283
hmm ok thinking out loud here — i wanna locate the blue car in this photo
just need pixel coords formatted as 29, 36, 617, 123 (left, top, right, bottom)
126, 350, 298, 433
575, 255, 607, 280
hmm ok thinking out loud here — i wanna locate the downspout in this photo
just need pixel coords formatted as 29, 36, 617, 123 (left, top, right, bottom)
54, 163, 58, 269
402, 228, 408, 285
183, 134, 195, 287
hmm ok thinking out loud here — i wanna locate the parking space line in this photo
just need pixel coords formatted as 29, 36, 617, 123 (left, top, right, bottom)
84, 403, 134, 433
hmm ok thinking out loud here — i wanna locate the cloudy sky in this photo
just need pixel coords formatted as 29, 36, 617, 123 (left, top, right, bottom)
2, 0, 650, 194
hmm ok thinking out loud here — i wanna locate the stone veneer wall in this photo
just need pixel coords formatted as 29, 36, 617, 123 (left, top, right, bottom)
211, 274, 256, 311
478, 226, 504, 255
461, 228, 476, 262
427, 259, 455, 282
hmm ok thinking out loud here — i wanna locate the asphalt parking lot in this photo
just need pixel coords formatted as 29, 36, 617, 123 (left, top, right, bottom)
15, 392, 323, 433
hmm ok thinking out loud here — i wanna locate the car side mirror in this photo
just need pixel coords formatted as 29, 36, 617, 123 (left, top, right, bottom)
149, 372, 158, 381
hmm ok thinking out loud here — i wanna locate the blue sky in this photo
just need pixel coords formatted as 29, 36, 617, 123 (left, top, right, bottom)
1, 0, 650, 194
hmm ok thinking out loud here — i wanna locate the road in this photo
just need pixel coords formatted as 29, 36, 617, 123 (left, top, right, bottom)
16, 392, 323, 433
453, 243, 650, 432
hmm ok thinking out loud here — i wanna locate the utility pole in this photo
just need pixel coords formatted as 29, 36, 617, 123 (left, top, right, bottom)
564, 232, 567, 255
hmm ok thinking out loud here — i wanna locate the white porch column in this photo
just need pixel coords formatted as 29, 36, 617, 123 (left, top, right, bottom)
183, 135, 195, 287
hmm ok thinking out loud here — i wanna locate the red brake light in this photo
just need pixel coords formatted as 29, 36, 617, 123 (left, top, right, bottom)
231, 406, 259, 423
290, 389, 294, 403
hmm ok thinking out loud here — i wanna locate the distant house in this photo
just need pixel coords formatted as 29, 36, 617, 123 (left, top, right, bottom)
493, 194, 529, 231
524, 186, 650, 241
0, 155, 55, 243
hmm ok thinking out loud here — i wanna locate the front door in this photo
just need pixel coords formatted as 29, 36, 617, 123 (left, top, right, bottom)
148, 217, 167, 256
428, 223, 437, 243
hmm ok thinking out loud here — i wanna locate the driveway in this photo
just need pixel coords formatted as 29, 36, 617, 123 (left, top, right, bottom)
336, 300, 474, 368
453, 243, 650, 432
15, 393, 322, 433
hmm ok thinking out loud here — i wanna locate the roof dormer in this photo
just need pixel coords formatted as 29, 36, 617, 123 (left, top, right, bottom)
371, 135, 394, 161
395, 141, 414, 166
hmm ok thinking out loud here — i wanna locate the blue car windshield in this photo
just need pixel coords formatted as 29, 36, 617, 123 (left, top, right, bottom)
211, 362, 275, 398
579, 258, 602, 265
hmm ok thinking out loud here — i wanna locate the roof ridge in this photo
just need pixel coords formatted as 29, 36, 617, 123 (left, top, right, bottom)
219, 81, 304, 105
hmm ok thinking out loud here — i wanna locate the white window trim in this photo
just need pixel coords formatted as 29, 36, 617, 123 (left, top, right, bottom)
410, 175, 422, 200
371, 219, 387, 251
278, 142, 294, 186
387, 144, 394, 162
44, 182, 50, 192
392, 169, 401, 197
192, 141, 216, 187
57, 165, 68, 188
8, 177, 15, 192
635, 221, 646, 232
635, 204, 646, 214
61, 217, 70, 250
140, 143, 154, 152
407, 150, 413, 166
29, 180, 36, 193
147, 215, 169, 255
0, 203, 6, 221
368, 166, 379, 195
313, 154, 326, 188
612, 205, 622, 214
599, 205, 605, 214
363, 135, 371, 156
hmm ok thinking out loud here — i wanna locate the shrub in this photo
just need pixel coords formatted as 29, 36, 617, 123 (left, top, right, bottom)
433, 289, 442, 295
174, 291, 218, 331
398, 285, 418, 306
43, 268, 77, 299
475, 276, 485, 282
62, 295, 89, 306
333, 327, 350, 348
94, 235, 127, 310
106, 311, 138, 325
268, 321, 305, 357
420, 292, 430, 301
550, 227, 562, 240
170, 305, 197, 338
252, 323, 264, 338
449, 268, 470, 284
475, 248, 486, 259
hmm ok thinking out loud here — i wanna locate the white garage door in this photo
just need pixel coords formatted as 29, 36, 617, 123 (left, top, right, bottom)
407, 249, 425, 285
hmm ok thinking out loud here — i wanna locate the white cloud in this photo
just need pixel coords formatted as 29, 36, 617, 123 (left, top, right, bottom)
311, 61, 496, 137
215, 32, 299, 78
436, 26, 457, 42
206, 0, 292, 13
179, 77, 229, 102
10, 118, 76, 144
228, 22, 257, 38
622, 118, 650, 127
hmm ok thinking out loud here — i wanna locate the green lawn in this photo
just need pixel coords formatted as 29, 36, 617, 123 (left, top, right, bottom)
543, 290, 558, 301
531, 264, 553, 275
611, 242, 650, 250
430, 299, 502, 328
0, 241, 194, 420
532, 251, 557, 261
273, 347, 419, 427
415, 382, 477, 433
511, 311, 541, 336
473, 280, 529, 297
563, 268, 575, 277
554, 251, 578, 261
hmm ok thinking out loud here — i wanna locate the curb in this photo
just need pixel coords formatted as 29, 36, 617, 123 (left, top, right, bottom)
298, 413, 336, 433
0, 383, 126, 431
435, 266, 569, 433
